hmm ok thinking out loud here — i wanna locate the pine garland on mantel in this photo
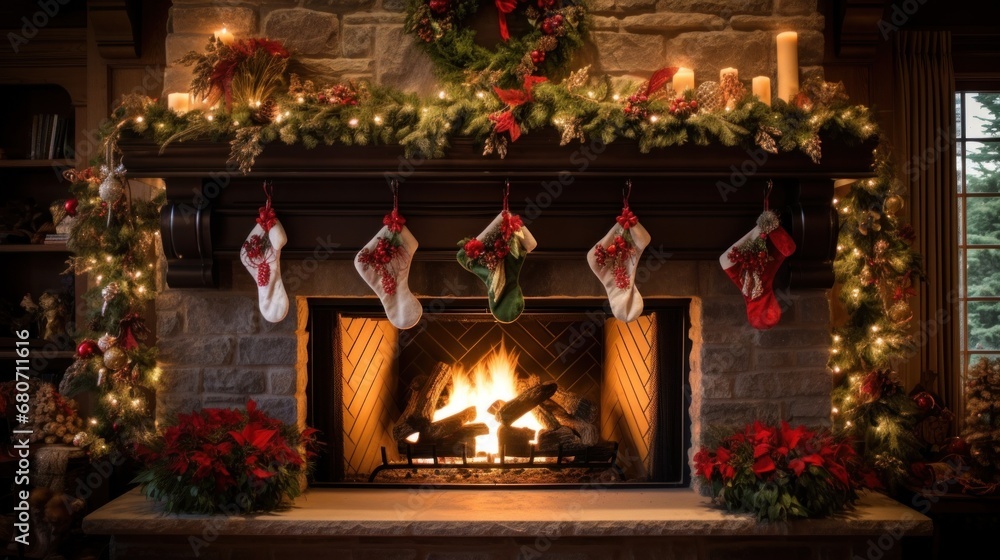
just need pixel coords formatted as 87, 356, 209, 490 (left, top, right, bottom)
66, 25, 922, 486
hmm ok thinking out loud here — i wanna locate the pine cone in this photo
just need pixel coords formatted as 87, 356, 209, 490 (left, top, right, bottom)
251, 99, 278, 124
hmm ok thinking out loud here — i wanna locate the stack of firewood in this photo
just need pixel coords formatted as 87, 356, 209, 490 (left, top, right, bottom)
392, 362, 611, 460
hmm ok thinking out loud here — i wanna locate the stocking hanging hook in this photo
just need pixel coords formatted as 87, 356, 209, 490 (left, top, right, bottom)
623, 179, 633, 208
763, 179, 773, 211
389, 178, 399, 210
503, 178, 511, 213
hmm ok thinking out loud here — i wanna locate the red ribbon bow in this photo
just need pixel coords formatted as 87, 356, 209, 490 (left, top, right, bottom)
256, 182, 277, 231
383, 208, 406, 233
495, 0, 517, 41
616, 208, 638, 229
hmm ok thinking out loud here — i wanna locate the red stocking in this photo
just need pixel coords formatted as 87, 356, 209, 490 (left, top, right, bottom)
720, 210, 796, 330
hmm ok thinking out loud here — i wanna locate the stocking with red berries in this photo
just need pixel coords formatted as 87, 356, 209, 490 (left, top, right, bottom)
240, 183, 289, 323
719, 206, 797, 330
457, 182, 537, 323
587, 183, 651, 323
355, 186, 422, 329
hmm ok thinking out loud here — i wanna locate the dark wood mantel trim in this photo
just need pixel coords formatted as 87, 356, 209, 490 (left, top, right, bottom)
119, 133, 877, 289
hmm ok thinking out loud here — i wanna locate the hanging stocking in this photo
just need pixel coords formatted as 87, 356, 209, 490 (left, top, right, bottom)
587, 182, 651, 323
355, 185, 423, 330
720, 208, 796, 330
457, 182, 537, 323
240, 183, 289, 323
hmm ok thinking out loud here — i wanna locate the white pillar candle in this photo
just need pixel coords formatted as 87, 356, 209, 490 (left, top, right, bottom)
215, 26, 235, 46
167, 92, 191, 114
776, 31, 799, 102
752, 76, 772, 107
673, 67, 695, 92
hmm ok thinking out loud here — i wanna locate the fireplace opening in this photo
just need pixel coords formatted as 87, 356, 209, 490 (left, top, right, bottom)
307, 299, 691, 487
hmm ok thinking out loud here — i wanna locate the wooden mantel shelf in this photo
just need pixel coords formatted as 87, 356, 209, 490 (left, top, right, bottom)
118, 134, 878, 289
84, 488, 930, 538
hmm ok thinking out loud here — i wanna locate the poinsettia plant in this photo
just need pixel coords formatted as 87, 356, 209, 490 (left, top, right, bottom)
133, 400, 318, 514
694, 421, 879, 522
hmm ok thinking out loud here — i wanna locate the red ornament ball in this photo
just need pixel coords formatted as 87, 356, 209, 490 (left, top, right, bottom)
64, 198, 79, 217
913, 392, 935, 411
429, 0, 449, 14
76, 339, 101, 359
943, 436, 969, 456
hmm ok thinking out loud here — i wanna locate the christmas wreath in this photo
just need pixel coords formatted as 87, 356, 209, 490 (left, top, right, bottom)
404, 0, 588, 86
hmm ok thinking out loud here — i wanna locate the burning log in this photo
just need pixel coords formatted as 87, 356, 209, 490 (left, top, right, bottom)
392, 362, 453, 441
498, 425, 535, 457
496, 382, 557, 426
551, 389, 598, 424
400, 423, 488, 457
537, 426, 582, 455
534, 403, 562, 432
487, 399, 506, 415
424, 406, 477, 441
543, 401, 598, 446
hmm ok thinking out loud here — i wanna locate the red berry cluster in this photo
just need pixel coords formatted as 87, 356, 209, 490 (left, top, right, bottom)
530, 49, 545, 64
463, 212, 525, 272
537, 0, 557, 8
316, 84, 359, 106
358, 237, 402, 295
668, 96, 699, 119
622, 92, 649, 119
429, 0, 450, 14
256, 262, 271, 287
541, 14, 564, 35
593, 233, 636, 289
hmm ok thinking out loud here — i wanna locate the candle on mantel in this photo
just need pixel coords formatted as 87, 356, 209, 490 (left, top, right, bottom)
166, 92, 191, 114
673, 67, 695, 92
752, 76, 771, 107
215, 26, 235, 46
776, 31, 799, 102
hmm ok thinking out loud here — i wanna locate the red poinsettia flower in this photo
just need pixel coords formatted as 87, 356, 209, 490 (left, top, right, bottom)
753, 455, 776, 475
616, 208, 638, 229
490, 110, 521, 142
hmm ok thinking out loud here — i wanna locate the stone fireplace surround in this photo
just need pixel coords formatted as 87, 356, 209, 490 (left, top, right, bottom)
82, 1, 932, 556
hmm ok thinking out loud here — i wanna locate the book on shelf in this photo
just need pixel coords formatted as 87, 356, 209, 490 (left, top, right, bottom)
44, 234, 69, 245
27, 113, 74, 160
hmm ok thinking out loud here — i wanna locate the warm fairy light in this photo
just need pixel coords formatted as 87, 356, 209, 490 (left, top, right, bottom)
851, 288, 860, 298
134, 271, 142, 279
138, 285, 146, 294
253, 100, 262, 107
284, 110, 290, 117
871, 325, 879, 332
612, 94, 620, 101
207, 114, 214, 121
150, 367, 162, 383
852, 248, 861, 256
157, 123, 165, 128
850, 375, 860, 384
135, 116, 143, 123
233, 121, 240, 126
348, 118, 359, 127
587, 90, 595, 98
837, 244, 844, 252
89, 258, 97, 265
845, 420, 853, 427
89, 418, 98, 426
131, 398, 142, 408
297, 96, 305, 103
833, 335, 842, 343
833, 366, 841, 373
374, 115, 383, 125
649, 115, 659, 123
476, 91, 486, 99
832, 198, 839, 204
842, 207, 850, 214
108, 396, 118, 406
831, 347, 839, 354
875, 337, 885, 345
438, 90, 447, 99
96, 275, 103, 283
105, 255, 113, 262
832, 407, 839, 414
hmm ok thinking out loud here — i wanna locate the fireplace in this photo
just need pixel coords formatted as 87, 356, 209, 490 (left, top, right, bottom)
307, 300, 691, 486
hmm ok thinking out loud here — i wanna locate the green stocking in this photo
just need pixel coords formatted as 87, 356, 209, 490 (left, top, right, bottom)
457, 211, 536, 323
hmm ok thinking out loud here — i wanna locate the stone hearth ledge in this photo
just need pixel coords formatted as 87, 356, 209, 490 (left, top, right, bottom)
83, 488, 931, 538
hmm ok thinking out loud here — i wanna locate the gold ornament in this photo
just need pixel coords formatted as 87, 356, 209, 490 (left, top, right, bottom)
885, 195, 904, 215
103, 346, 128, 370
889, 300, 912, 324
73, 431, 90, 447
695, 81, 721, 113
99, 174, 124, 203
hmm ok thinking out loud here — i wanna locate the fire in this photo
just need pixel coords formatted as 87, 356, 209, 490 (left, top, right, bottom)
431, 343, 543, 455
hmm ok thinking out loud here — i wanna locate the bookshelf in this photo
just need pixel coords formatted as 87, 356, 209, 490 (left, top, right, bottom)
0, 84, 80, 380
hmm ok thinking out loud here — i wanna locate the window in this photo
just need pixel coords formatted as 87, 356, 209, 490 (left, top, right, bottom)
956, 92, 1000, 374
